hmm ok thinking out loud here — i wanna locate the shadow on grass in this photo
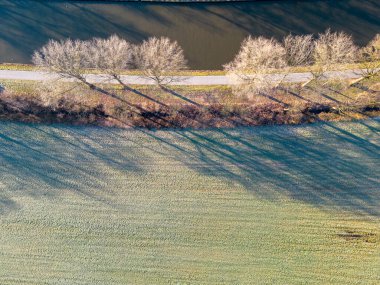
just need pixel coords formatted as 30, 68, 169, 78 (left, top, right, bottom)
352, 82, 379, 94
144, 117, 380, 217
0, 122, 145, 210
1, 117, 378, 217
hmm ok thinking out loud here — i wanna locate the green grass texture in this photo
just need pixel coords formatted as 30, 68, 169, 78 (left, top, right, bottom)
0, 119, 379, 284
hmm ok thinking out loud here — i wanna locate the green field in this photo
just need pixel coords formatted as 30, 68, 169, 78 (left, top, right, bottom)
0, 119, 379, 284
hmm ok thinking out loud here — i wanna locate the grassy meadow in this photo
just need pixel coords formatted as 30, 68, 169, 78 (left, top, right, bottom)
0, 119, 379, 284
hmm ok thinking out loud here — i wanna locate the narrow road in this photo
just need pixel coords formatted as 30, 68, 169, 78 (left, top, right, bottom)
0, 69, 368, 85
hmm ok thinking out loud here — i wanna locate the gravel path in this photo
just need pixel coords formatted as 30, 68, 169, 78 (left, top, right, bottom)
0, 69, 367, 85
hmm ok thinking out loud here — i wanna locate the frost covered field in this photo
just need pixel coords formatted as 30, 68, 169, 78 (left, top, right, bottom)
0, 119, 379, 284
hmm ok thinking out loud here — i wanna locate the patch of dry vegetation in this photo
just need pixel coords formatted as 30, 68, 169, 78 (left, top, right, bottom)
0, 73, 378, 128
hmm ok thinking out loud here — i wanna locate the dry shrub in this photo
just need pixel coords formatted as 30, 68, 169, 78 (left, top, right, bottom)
0, 87, 107, 125
37, 81, 100, 108
36, 80, 76, 108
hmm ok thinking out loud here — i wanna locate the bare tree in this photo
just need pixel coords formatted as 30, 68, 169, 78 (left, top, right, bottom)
32, 39, 94, 88
89, 35, 134, 85
133, 37, 188, 85
314, 29, 358, 66
354, 34, 380, 84
283, 34, 314, 66
32, 37, 135, 110
303, 29, 358, 87
224, 36, 288, 97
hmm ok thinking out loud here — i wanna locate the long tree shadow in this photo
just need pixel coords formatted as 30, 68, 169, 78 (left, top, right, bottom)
352, 82, 380, 94
112, 77, 170, 108
279, 86, 313, 103
0, 118, 379, 217
0, 122, 145, 213
160, 85, 257, 127
161, 86, 203, 107
164, 118, 380, 217
306, 86, 342, 104
94, 114, 380, 217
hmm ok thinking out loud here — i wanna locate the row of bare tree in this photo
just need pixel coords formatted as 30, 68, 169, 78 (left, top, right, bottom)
225, 30, 380, 95
33, 36, 187, 86
33, 31, 380, 96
